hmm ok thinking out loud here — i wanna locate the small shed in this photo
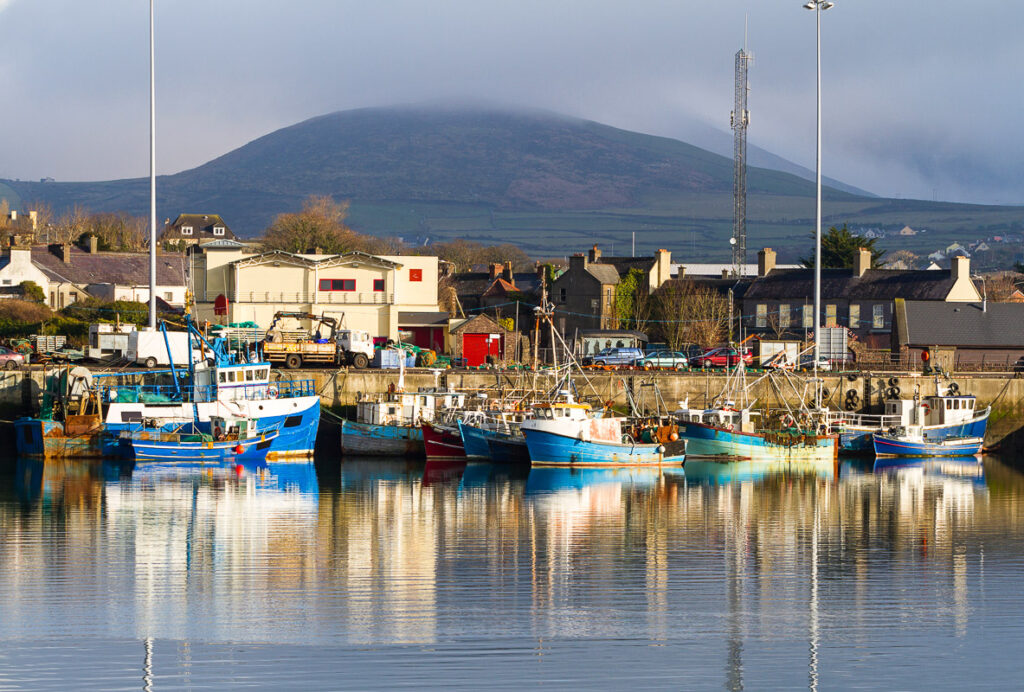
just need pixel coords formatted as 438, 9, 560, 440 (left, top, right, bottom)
448, 314, 521, 366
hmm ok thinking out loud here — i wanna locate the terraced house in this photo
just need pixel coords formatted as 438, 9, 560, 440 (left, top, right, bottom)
742, 247, 981, 348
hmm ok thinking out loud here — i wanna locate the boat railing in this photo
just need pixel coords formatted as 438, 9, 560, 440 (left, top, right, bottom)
827, 411, 902, 428
96, 378, 316, 404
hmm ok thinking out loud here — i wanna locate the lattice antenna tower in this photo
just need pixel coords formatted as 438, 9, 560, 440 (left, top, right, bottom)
731, 24, 752, 277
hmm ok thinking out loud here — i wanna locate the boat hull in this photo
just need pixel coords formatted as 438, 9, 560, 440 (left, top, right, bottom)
873, 435, 983, 457
522, 428, 684, 467
103, 396, 320, 459
680, 422, 837, 462
340, 419, 424, 457
422, 423, 467, 461
122, 431, 277, 463
486, 433, 531, 464
14, 417, 108, 459
457, 420, 493, 459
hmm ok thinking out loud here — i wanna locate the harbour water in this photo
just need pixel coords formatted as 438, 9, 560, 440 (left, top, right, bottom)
1, 453, 1023, 690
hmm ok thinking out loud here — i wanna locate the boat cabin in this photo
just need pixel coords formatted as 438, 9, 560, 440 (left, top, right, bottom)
884, 395, 978, 428
675, 406, 757, 434
194, 363, 274, 402
356, 389, 467, 426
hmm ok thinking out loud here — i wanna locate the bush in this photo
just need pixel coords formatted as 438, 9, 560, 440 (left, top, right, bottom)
19, 281, 45, 304
0, 299, 53, 323
61, 298, 149, 325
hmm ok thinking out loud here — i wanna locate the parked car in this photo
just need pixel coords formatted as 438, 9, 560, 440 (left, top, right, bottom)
583, 347, 644, 367
0, 345, 26, 370
691, 347, 753, 369
637, 350, 689, 370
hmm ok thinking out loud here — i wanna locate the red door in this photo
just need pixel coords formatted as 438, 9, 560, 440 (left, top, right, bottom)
463, 334, 488, 366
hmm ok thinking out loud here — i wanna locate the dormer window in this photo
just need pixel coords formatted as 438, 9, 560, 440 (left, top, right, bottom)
213, 226, 225, 236
181, 226, 193, 236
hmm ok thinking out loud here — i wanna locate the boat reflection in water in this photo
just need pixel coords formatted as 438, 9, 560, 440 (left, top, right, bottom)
681, 458, 836, 485
872, 455, 986, 486
525, 465, 685, 496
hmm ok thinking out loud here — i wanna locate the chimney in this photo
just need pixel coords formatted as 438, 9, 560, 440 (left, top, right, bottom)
588, 244, 602, 263
502, 261, 513, 282
61, 243, 71, 264
570, 253, 588, 272
758, 248, 776, 277
28, 210, 37, 231
654, 249, 671, 289
489, 263, 503, 280
722, 269, 729, 279
8, 210, 15, 222
88, 235, 98, 254
951, 255, 970, 283
854, 247, 871, 277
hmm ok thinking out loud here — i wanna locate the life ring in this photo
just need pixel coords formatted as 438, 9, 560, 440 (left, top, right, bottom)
266, 385, 278, 399
781, 414, 796, 428
922, 403, 930, 413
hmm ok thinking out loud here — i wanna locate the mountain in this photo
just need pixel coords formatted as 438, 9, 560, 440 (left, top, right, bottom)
3, 106, 1021, 263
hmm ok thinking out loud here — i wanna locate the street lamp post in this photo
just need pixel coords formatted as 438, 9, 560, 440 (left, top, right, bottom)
804, 0, 832, 371
148, 0, 157, 329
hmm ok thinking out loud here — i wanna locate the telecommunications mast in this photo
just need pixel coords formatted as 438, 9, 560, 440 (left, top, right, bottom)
730, 25, 752, 277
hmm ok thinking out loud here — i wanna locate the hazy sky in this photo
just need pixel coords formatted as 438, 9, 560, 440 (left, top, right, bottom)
0, 0, 1019, 204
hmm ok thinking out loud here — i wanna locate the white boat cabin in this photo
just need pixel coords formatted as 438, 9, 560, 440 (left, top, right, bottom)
675, 405, 758, 434
356, 389, 467, 427
194, 363, 274, 403
884, 395, 979, 428
522, 402, 624, 443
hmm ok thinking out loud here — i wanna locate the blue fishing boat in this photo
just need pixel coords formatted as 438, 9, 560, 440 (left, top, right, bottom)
676, 405, 837, 463
116, 413, 280, 462
521, 401, 685, 467
486, 430, 530, 464
872, 429, 983, 457
457, 420, 492, 459
837, 384, 989, 453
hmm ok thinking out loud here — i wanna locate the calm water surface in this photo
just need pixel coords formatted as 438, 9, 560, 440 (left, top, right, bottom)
1, 453, 1023, 690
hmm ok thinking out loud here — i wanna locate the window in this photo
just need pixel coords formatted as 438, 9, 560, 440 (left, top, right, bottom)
779, 304, 790, 329
164, 292, 173, 301
245, 369, 254, 382
180, 226, 193, 236
849, 304, 860, 329
219, 372, 226, 383
1, 279, 10, 286
560, 288, 567, 303
373, 279, 385, 292
872, 304, 884, 329
213, 226, 225, 236
606, 288, 613, 308
825, 304, 837, 327
319, 278, 355, 291
756, 304, 767, 328
591, 298, 598, 309
803, 305, 813, 328
409, 268, 423, 282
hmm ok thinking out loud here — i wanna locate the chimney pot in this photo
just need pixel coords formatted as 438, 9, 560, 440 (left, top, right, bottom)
502, 261, 513, 282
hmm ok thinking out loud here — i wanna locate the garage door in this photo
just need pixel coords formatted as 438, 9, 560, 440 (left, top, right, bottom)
463, 334, 488, 366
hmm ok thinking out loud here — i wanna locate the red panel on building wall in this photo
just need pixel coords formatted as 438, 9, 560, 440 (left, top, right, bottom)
213, 294, 229, 315
406, 327, 445, 352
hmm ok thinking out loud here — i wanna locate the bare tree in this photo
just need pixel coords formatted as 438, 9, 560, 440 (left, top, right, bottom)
262, 196, 370, 254
655, 280, 730, 350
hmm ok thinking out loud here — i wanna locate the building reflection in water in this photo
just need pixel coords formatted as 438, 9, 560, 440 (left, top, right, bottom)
1, 452, 1022, 671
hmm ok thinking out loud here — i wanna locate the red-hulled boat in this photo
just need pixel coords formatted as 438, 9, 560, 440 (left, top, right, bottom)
421, 422, 467, 461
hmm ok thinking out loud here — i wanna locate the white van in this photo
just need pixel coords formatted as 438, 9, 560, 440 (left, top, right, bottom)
127, 329, 201, 368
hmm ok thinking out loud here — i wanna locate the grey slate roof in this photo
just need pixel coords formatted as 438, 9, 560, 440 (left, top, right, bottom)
31, 246, 187, 286
584, 263, 621, 285
744, 268, 957, 301
898, 300, 1024, 347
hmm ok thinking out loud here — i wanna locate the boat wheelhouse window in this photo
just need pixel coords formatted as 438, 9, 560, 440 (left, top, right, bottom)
420, 396, 428, 406
219, 372, 226, 383
946, 400, 952, 410
245, 369, 254, 382
969, 400, 974, 408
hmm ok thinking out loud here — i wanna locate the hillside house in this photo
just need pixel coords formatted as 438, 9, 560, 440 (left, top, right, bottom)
161, 213, 236, 247
898, 226, 917, 236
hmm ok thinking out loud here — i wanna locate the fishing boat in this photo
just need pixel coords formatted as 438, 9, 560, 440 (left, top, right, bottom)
421, 421, 468, 461
116, 414, 280, 462
485, 429, 531, 464
872, 428, 983, 457
341, 388, 467, 456
15, 367, 108, 458
836, 381, 989, 453
673, 357, 838, 463
94, 320, 319, 460
521, 400, 685, 467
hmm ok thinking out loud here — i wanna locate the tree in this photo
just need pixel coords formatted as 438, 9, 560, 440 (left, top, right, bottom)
19, 281, 45, 304
614, 268, 654, 333
262, 196, 366, 254
654, 280, 731, 350
800, 224, 885, 269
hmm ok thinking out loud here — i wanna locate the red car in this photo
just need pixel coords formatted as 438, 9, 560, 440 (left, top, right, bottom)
691, 347, 753, 369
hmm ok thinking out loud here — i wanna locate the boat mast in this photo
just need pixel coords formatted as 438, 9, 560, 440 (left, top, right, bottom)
147, 0, 157, 329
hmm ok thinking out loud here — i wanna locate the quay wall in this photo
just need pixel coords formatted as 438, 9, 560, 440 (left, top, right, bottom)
3, 368, 1024, 452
